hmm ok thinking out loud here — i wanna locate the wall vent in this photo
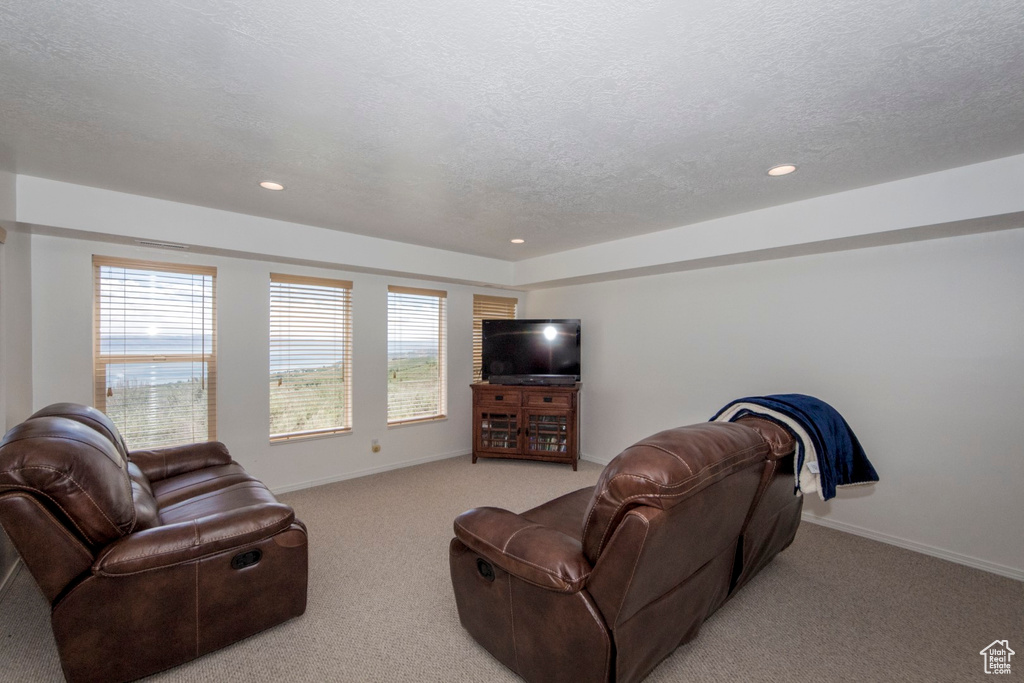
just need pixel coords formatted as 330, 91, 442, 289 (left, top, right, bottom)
135, 239, 190, 250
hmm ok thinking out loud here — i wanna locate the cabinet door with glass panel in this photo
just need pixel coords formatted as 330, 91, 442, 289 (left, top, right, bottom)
522, 409, 571, 456
472, 386, 521, 457
475, 408, 522, 455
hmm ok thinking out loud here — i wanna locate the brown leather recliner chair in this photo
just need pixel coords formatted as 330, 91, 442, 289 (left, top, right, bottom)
0, 403, 308, 683
450, 417, 801, 683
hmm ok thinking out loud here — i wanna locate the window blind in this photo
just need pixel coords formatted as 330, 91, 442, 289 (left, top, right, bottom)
387, 285, 447, 424
93, 256, 216, 449
269, 273, 353, 441
472, 294, 518, 382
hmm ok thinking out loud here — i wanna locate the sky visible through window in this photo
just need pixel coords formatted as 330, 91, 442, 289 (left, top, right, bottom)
99, 266, 213, 386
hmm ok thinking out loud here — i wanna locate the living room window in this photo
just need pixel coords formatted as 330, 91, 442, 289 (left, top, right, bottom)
93, 256, 216, 448
387, 285, 447, 424
269, 273, 353, 441
472, 294, 518, 382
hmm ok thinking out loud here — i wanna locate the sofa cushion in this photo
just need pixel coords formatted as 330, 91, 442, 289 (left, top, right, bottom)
151, 462, 257, 508
128, 441, 233, 482
580, 422, 768, 563
158, 480, 280, 525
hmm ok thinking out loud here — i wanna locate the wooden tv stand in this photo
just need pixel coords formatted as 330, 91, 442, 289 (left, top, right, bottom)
471, 382, 580, 470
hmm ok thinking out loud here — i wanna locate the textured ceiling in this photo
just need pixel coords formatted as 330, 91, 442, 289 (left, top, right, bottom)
1, 0, 1022, 260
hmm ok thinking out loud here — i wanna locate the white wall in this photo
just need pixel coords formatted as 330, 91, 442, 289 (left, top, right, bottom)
524, 228, 1024, 578
30, 234, 509, 491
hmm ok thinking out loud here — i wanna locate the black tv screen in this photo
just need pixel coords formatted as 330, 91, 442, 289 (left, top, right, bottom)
482, 319, 581, 385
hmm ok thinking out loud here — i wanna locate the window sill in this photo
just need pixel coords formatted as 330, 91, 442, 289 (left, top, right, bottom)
270, 427, 352, 445
386, 415, 448, 429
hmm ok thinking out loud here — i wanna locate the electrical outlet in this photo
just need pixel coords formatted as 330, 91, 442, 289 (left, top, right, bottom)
371, 439, 381, 453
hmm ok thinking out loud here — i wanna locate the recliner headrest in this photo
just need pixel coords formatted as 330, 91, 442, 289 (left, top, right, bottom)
31, 402, 131, 463
580, 422, 768, 563
0, 416, 136, 546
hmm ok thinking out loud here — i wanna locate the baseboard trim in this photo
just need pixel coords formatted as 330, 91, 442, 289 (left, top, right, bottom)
801, 513, 1023, 581
270, 450, 468, 495
580, 452, 612, 466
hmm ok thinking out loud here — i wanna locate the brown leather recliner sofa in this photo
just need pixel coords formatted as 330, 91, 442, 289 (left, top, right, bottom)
0, 403, 308, 683
450, 417, 801, 683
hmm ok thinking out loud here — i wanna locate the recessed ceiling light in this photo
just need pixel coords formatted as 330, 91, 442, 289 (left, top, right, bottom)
767, 164, 797, 177
259, 181, 285, 191
510, 238, 525, 244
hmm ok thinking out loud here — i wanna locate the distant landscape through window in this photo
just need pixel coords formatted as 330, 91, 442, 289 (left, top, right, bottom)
269, 273, 353, 441
387, 286, 447, 423
93, 256, 216, 449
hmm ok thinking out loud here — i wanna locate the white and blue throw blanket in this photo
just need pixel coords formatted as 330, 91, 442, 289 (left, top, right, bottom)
710, 394, 878, 501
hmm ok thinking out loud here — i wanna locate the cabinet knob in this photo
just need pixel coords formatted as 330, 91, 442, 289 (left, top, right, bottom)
543, 396, 553, 403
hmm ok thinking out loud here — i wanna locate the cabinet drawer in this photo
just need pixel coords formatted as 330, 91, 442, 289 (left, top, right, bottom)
476, 387, 522, 405
524, 392, 572, 408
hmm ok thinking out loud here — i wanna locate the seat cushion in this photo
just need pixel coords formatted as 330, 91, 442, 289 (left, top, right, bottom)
151, 462, 258, 508
158, 480, 280, 525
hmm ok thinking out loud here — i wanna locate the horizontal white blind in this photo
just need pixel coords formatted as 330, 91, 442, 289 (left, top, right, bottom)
472, 294, 518, 382
387, 286, 447, 424
269, 273, 353, 441
93, 256, 216, 449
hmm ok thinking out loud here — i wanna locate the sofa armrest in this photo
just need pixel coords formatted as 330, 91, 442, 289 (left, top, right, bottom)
128, 441, 233, 481
453, 507, 592, 593
93, 503, 295, 575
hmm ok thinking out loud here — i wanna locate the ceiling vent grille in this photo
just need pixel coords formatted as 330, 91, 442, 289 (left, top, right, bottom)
135, 239, 190, 250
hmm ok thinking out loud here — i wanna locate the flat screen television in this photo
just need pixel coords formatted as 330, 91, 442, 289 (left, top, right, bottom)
481, 319, 581, 385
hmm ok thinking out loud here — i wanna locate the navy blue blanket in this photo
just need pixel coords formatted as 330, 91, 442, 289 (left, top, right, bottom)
710, 394, 878, 500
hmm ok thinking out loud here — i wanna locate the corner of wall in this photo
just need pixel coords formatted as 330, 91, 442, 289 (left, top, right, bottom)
0, 223, 33, 429
0, 164, 26, 596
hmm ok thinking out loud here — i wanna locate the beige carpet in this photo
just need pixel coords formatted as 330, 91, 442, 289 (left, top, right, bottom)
1, 454, 1020, 682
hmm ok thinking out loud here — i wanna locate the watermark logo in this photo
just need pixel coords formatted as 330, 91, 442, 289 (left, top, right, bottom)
980, 640, 1014, 675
